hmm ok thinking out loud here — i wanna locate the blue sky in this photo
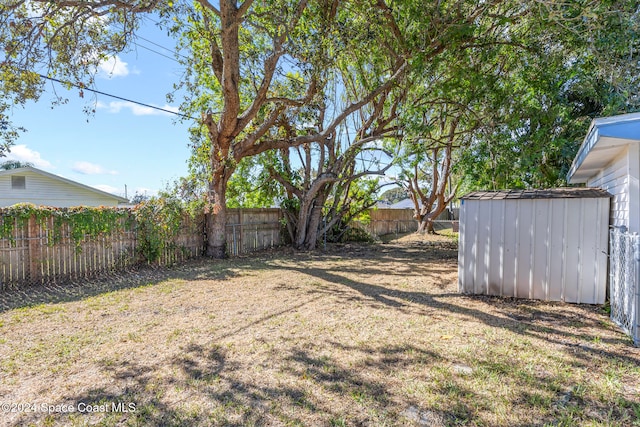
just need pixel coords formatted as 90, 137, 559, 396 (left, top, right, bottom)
5, 21, 196, 199
4, 16, 400, 201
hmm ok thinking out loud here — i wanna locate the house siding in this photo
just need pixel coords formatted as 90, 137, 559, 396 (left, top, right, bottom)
587, 149, 631, 231
0, 171, 122, 207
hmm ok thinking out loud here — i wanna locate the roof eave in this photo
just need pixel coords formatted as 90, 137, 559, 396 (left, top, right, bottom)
0, 166, 129, 203
567, 120, 598, 183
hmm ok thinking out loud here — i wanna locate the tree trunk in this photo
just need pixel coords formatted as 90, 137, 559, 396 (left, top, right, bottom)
299, 202, 324, 250
294, 199, 312, 250
417, 217, 435, 234
293, 193, 327, 250
205, 171, 231, 258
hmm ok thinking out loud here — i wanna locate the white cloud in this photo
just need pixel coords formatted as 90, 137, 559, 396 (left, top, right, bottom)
72, 161, 118, 176
98, 55, 130, 78
96, 100, 180, 117
5, 145, 53, 169
92, 184, 120, 195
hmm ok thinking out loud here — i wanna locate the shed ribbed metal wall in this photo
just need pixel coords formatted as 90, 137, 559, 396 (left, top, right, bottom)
458, 192, 610, 304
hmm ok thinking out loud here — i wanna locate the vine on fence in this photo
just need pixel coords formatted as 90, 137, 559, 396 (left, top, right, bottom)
0, 204, 33, 241
133, 196, 192, 262
0, 199, 201, 262
0, 204, 133, 246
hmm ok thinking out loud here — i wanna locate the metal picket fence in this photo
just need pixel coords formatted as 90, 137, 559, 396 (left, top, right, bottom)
609, 227, 640, 346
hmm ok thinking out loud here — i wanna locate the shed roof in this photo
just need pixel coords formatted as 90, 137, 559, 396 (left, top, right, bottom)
461, 188, 611, 200
568, 112, 640, 184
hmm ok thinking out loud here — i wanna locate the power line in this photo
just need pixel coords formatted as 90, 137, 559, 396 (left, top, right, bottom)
133, 41, 181, 63
37, 73, 198, 120
135, 33, 185, 57
118, 21, 190, 64
136, 13, 309, 87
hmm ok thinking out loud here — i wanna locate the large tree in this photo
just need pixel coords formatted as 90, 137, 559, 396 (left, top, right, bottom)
392, 0, 640, 235
159, 0, 411, 256
454, 0, 640, 191
1, 0, 409, 257
2, 0, 639, 255
266, 56, 404, 249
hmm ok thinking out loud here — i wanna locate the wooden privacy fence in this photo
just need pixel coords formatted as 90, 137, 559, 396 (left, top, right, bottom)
0, 212, 202, 289
0, 205, 460, 289
0, 208, 284, 290
364, 209, 418, 236
225, 208, 284, 256
361, 208, 459, 236
0, 215, 136, 286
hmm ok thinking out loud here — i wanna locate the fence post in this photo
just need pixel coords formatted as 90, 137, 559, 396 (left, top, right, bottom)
634, 234, 640, 346
239, 209, 244, 254
27, 215, 42, 284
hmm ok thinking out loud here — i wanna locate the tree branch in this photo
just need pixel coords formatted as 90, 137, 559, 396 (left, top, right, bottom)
235, 0, 310, 135
234, 104, 286, 160
237, 0, 254, 18
197, 0, 221, 16
322, 60, 407, 139
269, 167, 303, 199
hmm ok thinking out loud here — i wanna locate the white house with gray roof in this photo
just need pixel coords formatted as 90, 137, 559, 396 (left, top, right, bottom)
0, 166, 128, 207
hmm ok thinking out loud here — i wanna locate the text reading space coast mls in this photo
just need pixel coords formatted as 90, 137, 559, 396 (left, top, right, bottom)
1, 402, 136, 414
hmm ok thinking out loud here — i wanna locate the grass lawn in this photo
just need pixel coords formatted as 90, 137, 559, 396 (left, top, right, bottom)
0, 234, 638, 426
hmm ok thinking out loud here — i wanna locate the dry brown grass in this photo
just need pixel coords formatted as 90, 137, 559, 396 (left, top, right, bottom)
0, 234, 638, 427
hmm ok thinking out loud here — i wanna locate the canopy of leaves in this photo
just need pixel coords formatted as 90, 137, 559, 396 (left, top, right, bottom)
0, 0, 161, 149
2, 0, 639, 204
0, 160, 33, 170
452, 0, 640, 191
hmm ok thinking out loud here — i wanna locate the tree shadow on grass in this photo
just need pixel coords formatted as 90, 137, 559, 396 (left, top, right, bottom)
0, 256, 266, 313
6, 340, 466, 427
276, 260, 640, 369
0, 239, 454, 313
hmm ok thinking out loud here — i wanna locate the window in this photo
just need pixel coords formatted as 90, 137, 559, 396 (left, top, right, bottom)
11, 176, 26, 190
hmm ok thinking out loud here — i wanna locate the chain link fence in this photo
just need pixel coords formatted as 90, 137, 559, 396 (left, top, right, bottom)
609, 227, 640, 346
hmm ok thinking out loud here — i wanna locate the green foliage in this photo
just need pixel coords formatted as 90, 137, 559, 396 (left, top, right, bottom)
451, 0, 640, 191
133, 194, 197, 263
0, 160, 33, 170
0, 204, 33, 242
0, 203, 132, 247
57, 206, 133, 246
129, 191, 150, 205
226, 156, 282, 208
353, 209, 371, 226
0, 0, 140, 150
0, 197, 199, 263
341, 226, 377, 244
321, 177, 382, 244
173, 152, 281, 209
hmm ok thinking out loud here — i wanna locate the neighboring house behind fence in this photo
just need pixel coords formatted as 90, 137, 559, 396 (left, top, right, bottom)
0, 166, 129, 207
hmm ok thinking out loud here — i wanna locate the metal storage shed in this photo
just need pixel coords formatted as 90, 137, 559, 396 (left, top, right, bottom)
458, 188, 611, 304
